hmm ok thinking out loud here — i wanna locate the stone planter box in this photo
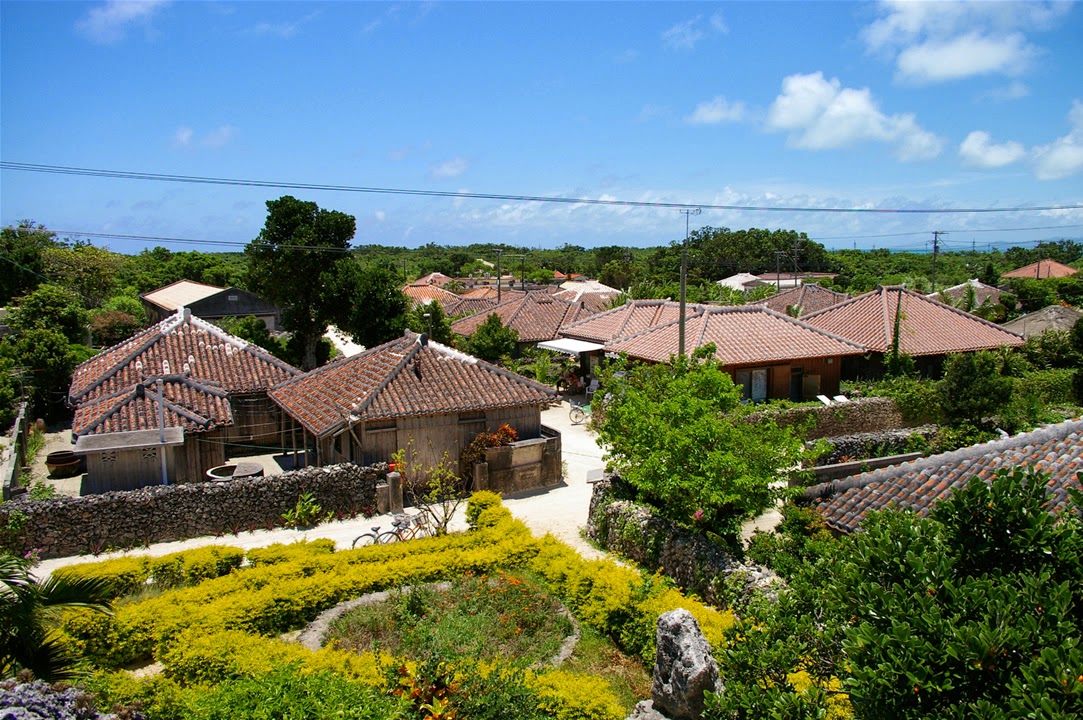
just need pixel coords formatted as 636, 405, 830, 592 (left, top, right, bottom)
472, 430, 561, 495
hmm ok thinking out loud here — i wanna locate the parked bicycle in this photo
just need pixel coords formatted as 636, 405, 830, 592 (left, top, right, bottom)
569, 399, 590, 425
351, 511, 431, 548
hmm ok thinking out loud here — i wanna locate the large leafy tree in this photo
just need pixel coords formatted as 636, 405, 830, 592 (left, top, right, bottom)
406, 300, 454, 346
937, 351, 1015, 426
0, 222, 59, 306
40, 242, 122, 309
334, 261, 409, 350
246, 196, 359, 370
1, 328, 79, 417
595, 351, 805, 543
464, 314, 518, 363
1, 552, 113, 681
6, 284, 89, 345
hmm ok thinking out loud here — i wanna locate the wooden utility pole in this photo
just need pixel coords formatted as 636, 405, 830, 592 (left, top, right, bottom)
678, 208, 701, 358
931, 231, 945, 292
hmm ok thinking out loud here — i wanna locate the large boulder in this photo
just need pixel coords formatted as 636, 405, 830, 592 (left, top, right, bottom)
651, 609, 722, 719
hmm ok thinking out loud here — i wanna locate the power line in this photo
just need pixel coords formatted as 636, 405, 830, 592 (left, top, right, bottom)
42, 230, 353, 253
4, 161, 1082, 215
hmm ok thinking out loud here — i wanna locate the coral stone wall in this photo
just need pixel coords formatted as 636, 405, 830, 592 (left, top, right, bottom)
0, 463, 384, 559
586, 478, 780, 607
747, 397, 910, 439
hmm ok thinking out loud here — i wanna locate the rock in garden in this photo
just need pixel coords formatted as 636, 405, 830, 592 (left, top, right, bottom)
651, 608, 722, 720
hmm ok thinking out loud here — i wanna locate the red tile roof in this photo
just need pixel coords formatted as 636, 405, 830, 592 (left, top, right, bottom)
1001, 259, 1078, 279
70, 309, 300, 407
451, 291, 594, 343
445, 297, 499, 318
459, 286, 527, 301
603, 305, 866, 365
805, 419, 1083, 534
402, 283, 462, 311
410, 272, 455, 287
73, 376, 233, 437
559, 300, 707, 343
751, 284, 849, 316
801, 286, 1024, 356
269, 332, 556, 436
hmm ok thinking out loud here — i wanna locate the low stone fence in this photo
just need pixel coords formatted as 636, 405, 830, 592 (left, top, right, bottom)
0, 463, 386, 559
472, 427, 562, 495
747, 397, 911, 439
1, 403, 30, 502
587, 478, 780, 608
813, 425, 937, 466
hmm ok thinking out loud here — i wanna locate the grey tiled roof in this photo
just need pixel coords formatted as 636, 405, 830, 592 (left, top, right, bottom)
805, 419, 1083, 533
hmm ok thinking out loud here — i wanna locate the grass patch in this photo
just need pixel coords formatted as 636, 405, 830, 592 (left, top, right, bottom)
326, 570, 573, 666
562, 623, 652, 713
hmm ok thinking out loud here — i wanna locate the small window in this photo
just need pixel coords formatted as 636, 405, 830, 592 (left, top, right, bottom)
101, 451, 117, 463
228, 295, 238, 302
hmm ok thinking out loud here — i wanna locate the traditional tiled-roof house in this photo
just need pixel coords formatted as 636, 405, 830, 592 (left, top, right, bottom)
751, 284, 849, 317
803, 418, 1083, 534
552, 280, 622, 313
552, 299, 709, 378
269, 332, 559, 485
602, 305, 866, 401
402, 283, 463, 313
926, 279, 1004, 311
801, 286, 1025, 377
412, 272, 455, 287
1002, 304, 1083, 337
451, 291, 594, 354
69, 309, 301, 491
141, 279, 283, 330
1000, 259, 1078, 280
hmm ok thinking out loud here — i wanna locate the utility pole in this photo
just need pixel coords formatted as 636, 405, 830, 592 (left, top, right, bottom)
495, 248, 503, 303
931, 231, 945, 293
678, 208, 701, 358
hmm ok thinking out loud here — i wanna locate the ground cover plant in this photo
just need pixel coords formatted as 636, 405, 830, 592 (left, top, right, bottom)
26, 494, 728, 719
326, 570, 573, 666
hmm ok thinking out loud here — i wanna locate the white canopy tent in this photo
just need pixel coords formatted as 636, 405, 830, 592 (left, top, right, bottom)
536, 338, 605, 355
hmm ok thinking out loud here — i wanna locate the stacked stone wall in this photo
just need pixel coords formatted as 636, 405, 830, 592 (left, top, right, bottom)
587, 479, 780, 608
0, 463, 384, 559
746, 397, 910, 439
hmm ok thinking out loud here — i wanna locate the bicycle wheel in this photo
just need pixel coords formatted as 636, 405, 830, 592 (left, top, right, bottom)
352, 533, 379, 548
376, 531, 401, 544
569, 405, 587, 425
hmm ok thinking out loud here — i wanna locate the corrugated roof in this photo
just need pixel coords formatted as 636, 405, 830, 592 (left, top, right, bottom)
451, 291, 594, 343
805, 418, 1083, 534
603, 305, 866, 365
269, 332, 556, 437
141, 280, 226, 311
801, 286, 1024, 356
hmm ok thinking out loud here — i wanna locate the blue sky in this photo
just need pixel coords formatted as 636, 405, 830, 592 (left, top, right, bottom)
2, 1, 1082, 254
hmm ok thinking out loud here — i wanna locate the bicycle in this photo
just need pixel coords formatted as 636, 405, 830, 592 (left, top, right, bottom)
569, 400, 590, 425
376, 511, 432, 544
351, 523, 386, 548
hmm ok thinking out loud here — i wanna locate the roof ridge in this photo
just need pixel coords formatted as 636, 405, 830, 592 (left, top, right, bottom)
347, 336, 423, 424
802, 418, 1083, 503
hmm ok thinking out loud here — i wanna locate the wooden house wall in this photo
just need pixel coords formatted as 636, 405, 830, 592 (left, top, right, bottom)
179, 429, 227, 484
725, 355, 846, 401
223, 392, 284, 452
83, 445, 179, 494
341, 405, 544, 480
189, 289, 281, 330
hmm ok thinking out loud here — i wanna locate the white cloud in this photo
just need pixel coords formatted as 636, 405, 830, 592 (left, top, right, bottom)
431, 157, 469, 179
76, 0, 169, 44
959, 131, 1027, 168
203, 125, 237, 148
1032, 100, 1083, 180
766, 72, 943, 161
982, 81, 1030, 102
862, 0, 1069, 83
896, 32, 1033, 83
685, 96, 745, 125
661, 13, 726, 50
374, 210, 387, 222
173, 127, 193, 147
171, 125, 236, 149
250, 11, 319, 38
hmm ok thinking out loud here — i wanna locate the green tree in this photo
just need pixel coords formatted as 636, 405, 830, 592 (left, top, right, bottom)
6, 284, 89, 344
834, 468, 1083, 717
464, 314, 518, 363
0, 222, 59, 306
246, 196, 358, 370
0, 358, 18, 430
2, 328, 78, 417
938, 351, 1015, 426
89, 311, 142, 347
41, 242, 122, 308
217, 315, 276, 353
334, 261, 409, 349
406, 300, 454, 346
595, 353, 805, 543
1, 552, 113, 681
